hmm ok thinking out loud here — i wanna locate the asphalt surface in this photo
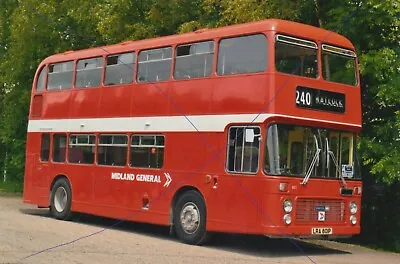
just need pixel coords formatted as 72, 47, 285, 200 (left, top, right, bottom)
1, 196, 399, 264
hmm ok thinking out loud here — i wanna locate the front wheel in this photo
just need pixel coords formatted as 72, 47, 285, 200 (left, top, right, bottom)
50, 178, 73, 220
174, 190, 208, 245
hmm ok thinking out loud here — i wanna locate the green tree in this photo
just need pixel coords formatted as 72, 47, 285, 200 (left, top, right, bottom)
322, 0, 400, 251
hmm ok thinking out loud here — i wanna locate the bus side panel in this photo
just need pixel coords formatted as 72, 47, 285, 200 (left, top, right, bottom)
69, 88, 100, 119
23, 132, 50, 207
206, 174, 263, 234
212, 74, 269, 114
23, 142, 35, 204
56, 164, 94, 210
131, 83, 169, 117
41, 90, 71, 119
168, 79, 212, 115
165, 131, 264, 235
98, 85, 132, 118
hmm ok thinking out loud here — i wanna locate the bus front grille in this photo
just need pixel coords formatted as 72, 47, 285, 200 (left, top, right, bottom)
296, 199, 345, 223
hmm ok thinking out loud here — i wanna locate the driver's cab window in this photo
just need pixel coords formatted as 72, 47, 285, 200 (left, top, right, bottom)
287, 127, 304, 174
227, 126, 261, 174
265, 124, 357, 179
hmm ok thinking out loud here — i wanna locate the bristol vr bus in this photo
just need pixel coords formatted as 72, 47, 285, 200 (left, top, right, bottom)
23, 18, 362, 245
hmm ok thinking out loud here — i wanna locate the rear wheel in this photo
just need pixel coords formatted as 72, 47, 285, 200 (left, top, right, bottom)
174, 190, 208, 245
50, 178, 72, 220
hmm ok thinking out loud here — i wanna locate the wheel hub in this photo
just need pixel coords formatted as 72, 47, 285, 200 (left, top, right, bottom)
180, 202, 200, 234
54, 186, 67, 213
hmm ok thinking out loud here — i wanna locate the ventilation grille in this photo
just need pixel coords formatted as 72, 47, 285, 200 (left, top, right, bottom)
296, 199, 345, 223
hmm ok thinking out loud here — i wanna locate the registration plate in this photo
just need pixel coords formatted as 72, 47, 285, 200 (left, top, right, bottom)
311, 227, 333, 235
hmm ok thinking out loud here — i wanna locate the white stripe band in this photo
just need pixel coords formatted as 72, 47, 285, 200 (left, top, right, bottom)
27, 114, 361, 133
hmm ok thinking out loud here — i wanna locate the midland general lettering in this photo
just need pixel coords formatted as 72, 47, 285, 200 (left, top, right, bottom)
111, 172, 162, 183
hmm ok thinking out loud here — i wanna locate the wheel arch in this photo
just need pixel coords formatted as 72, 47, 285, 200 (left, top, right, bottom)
49, 174, 71, 205
169, 185, 206, 226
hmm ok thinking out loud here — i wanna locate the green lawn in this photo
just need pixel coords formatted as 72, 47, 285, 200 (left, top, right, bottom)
0, 181, 23, 194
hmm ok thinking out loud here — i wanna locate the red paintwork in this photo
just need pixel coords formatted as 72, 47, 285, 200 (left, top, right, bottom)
24, 19, 362, 237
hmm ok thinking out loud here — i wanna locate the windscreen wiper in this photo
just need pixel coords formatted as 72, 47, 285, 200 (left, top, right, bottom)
301, 135, 320, 185
326, 138, 347, 187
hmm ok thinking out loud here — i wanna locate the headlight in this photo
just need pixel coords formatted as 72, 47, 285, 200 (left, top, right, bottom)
283, 199, 293, 213
349, 201, 357, 214
350, 215, 357, 225
283, 214, 292, 225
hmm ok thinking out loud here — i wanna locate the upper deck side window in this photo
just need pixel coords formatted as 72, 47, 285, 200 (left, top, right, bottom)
322, 44, 357, 86
217, 34, 267, 76
275, 34, 318, 78
47, 61, 74, 90
36, 66, 46, 92
105, 52, 136, 86
174, 41, 214, 80
137, 47, 172, 83
75, 57, 103, 88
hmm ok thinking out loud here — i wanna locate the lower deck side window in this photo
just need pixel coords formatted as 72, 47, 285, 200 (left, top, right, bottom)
53, 134, 67, 162
68, 134, 96, 164
97, 135, 128, 166
40, 133, 50, 161
130, 135, 165, 168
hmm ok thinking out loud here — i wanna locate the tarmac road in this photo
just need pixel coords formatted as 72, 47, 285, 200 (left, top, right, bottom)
1, 195, 399, 264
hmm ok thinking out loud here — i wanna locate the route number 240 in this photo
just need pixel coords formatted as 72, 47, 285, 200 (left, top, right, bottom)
296, 90, 312, 106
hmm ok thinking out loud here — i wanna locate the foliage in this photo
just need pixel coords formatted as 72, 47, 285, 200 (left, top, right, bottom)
0, 0, 398, 251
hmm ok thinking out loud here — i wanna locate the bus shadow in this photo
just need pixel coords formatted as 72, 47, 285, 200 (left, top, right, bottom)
20, 208, 172, 240
207, 234, 351, 258
20, 208, 351, 258
20, 207, 51, 218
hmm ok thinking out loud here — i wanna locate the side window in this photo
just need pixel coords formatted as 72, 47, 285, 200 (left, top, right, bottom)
137, 47, 172, 82
75, 57, 103, 88
47, 61, 74, 90
53, 134, 67, 163
36, 66, 46, 92
105, 52, 135, 86
130, 135, 164, 168
40, 134, 50, 162
227, 126, 260, 173
217, 34, 267, 75
174, 41, 214, 79
98, 135, 128, 166
68, 134, 96, 164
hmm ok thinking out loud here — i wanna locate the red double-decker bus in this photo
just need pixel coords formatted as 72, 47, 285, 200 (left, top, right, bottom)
23, 19, 362, 245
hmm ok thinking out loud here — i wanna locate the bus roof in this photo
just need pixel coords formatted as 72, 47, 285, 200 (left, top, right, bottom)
42, 19, 355, 64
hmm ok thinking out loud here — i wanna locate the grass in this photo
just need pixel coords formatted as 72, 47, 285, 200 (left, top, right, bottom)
0, 180, 23, 194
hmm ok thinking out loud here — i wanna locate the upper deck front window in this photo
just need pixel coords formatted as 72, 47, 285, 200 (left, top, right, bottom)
275, 35, 318, 78
322, 44, 357, 86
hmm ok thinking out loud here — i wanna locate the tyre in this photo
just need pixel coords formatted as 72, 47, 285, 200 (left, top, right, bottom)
50, 178, 73, 220
174, 190, 208, 245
